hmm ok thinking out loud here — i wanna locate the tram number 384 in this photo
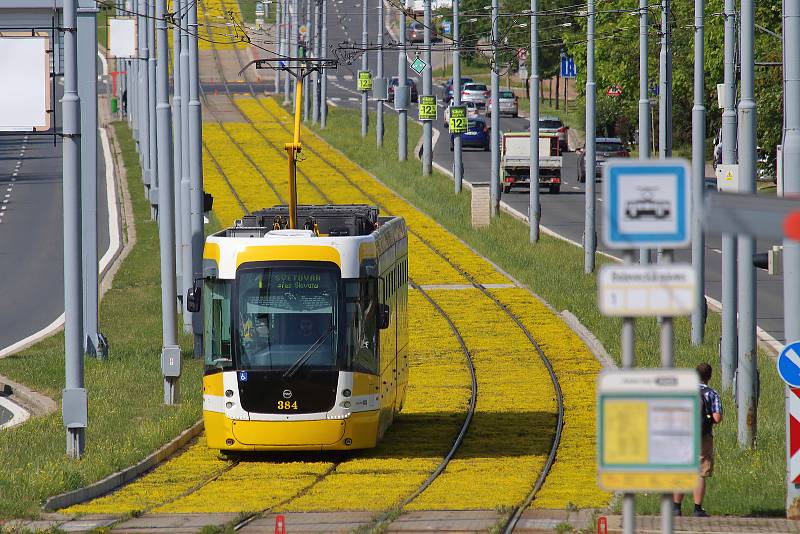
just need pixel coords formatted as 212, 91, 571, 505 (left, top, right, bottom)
277, 400, 299, 410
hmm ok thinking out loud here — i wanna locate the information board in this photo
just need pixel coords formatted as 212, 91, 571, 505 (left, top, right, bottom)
448, 105, 467, 134
108, 17, 137, 58
419, 95, 437, 121
598, 264, 696, 317
357, 70, 372, 91
597, 369, 700, 492
0, 36, 51, 132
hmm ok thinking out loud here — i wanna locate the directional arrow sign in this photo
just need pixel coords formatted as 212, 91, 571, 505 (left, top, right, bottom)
778, 342, 800, 388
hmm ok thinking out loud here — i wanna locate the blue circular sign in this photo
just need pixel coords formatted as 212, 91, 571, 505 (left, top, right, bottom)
777, 341, 800, 387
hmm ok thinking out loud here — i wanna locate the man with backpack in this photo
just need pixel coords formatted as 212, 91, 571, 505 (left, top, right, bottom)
673, 362, 723, 517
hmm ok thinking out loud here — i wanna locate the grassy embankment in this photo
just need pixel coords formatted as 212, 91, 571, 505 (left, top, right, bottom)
311, 106, 786, 516
0, 123, 204, 518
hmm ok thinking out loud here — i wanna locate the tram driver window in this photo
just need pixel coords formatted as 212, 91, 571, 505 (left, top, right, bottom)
345, 279, 378, 375
203, 279, 233, 369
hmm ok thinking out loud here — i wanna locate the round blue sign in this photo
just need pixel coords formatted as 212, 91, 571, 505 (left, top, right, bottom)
777, 341, 800, 387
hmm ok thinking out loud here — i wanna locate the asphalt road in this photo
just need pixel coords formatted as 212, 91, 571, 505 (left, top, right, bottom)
0, 84, 110, 353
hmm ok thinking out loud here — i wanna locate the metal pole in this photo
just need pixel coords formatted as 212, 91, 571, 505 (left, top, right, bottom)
180, 1, 193, 333
659, 0, 670, 159
361, 0, 369, 137
737, 0, 757, 449
148, 0, 159, 215
63, 0, 87, 459
77, 0, 100, 358
621, 251, 635, 534
321, 0, 328, 127
720, 0, 738, 389
291, 0, 299, 101
583, 0, 595, 266
398, 4, 407, 160
173, 0, 184, 304
139, 0, 151, 192
376, 0, 384, 146
422, 0, 432, 174
312, 0, 321, 124
156, 0, 180, 403
783, 0, 800, 513
188, 0, 205, 356
276, 0, 282, 94
638, 0, 650, 264
304, 0, 311, 121
529, 0, 540, 240
691, 0, 706, 345
489, 0, 499, 213
453, 0, 462, 193
661, 248, 674, 533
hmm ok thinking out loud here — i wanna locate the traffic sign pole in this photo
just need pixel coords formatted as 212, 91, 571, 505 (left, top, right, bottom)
783, 0, 800, 514
397, 4, 407, 161
583, 0, 595, 268
320, 0, 328, 128
621, 252, 636, 534
638, 0, 651, 268
422, 0, 432, 176
691, 0, 706, 347
361, 0, 368, 137
490, 0, 500, 214
529, 0, 540, 242
453, 0, 462, 193
738, 0, 758, 450
375, 0, 384, 146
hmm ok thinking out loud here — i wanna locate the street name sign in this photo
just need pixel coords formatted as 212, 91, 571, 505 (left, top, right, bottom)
714, 164, 739, 192
778, 341, 800, 388
357, 70, 373, 91
703, 192, 800, 240
603, 159, 691, 249
597, 369, 700, 492
448, 105, 467, 134
418, 95, 437, 121
598, 264, 696, 317
410, 57, 427, 74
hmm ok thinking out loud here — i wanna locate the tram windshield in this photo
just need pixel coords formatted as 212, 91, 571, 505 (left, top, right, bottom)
236, 266, 339, 371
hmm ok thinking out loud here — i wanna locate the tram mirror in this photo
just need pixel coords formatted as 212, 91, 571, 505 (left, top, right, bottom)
379, 304, 390, 329
187, 285, 202, 313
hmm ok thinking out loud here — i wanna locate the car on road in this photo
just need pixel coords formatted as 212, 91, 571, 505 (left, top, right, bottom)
443, 101, 479, 127
536, 116, 569, 152
388, 76, 419, 103
443, 77, 474, 103
487, 90, 519, 118
450, 118, 490, 151
407, 21, 425, 43
460, 83, 489, 108
577, 137, 630, 182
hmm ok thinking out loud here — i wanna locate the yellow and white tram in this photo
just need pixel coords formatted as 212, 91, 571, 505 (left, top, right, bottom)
196, 205, 408, 451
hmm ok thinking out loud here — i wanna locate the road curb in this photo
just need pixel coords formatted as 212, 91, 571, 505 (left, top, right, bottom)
43, 421, 204, 511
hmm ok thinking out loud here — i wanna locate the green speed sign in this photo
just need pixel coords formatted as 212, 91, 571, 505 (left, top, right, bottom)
418, 95, 437, 121
357, 70, 373, 91
449, 106, 467, 134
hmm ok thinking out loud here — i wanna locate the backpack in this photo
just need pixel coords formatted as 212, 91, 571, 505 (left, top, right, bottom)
700, 386, 714, 436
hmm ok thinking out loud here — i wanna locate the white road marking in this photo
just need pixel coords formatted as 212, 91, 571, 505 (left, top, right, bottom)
711, 248, 722, 254
572, 186, 580, 190
787, 348, 800, 370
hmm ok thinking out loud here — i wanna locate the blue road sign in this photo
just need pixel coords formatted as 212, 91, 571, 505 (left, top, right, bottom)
561, 56, 577, 78
602, 159, 692, 249
778, 341, 800, 387
443, 21, 451, 35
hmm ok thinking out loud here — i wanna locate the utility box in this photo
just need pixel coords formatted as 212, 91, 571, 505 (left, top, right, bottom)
471, 184, 490, 228
372, 77, 388, 100
393, 86, 410, 111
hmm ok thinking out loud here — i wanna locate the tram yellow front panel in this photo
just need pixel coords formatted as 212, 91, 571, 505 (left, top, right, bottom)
232, 419, 346, 446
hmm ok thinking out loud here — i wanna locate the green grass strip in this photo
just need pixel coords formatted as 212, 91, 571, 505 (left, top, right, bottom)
0, 122, 203, 519
310, 107, 785, 517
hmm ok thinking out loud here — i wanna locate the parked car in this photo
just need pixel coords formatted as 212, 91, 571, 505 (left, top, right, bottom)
443, 77, 473, 103
407, 21, 425, 43
487, 90, 519, 117
536, 116, 569, 152
443, 101, 479, 128
388, 76, 419, 103
577, 137, 630, 182
460, 83, 489, 108
450, 118, 490, 151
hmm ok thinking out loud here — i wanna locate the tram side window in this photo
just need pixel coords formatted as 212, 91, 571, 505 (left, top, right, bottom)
345, 279, 378, 374
203, 279, 233, 369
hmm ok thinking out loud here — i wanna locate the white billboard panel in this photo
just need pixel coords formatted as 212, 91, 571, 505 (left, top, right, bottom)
0, 36, 50, 132
109, 18, 137, 58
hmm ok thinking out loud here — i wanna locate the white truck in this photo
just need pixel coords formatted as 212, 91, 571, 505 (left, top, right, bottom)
500, 131, 562, 194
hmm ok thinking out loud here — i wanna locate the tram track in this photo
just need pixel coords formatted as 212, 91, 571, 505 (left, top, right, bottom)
195, 0, 480, 523
203, 4, 565, 526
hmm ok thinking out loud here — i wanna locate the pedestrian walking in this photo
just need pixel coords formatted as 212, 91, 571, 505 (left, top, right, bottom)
673, 362, 722, 517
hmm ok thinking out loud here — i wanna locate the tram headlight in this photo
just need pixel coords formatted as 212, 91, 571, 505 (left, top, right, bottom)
225, 402, 234, 409
341, 401, 351, 408
342, 389, 351, 397
225, 389, 234, 397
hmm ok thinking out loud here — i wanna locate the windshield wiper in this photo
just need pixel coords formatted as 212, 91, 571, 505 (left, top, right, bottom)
282, 326, 335, 378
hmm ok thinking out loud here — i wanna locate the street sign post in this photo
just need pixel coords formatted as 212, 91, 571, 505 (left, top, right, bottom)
714, 164, 739, 192
603, 159, 691, 249
410, 56, 427, 75
789, 388, 800, 485
778, 341, 800, 388
418, 95, 436, 121
560, 55, 577, 78
448, 105, 467, 134
597, 369, 700, 493
598, 264, 696, 317
357, 70, 372, 91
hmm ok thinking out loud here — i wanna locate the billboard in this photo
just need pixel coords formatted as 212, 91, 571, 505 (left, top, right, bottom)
0, 35, 50, 132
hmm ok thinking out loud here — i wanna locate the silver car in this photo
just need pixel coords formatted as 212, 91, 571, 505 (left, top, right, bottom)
460, 83, 489, 108
538, 116, 568, 152
487, 90, 519, 117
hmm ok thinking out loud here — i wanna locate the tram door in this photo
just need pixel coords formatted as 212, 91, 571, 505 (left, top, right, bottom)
378, 273, 397, 437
